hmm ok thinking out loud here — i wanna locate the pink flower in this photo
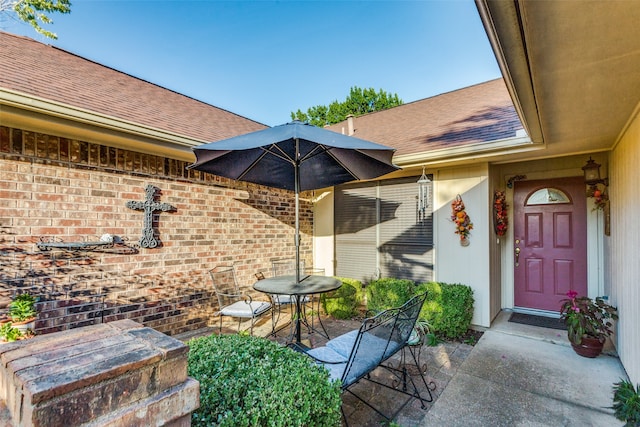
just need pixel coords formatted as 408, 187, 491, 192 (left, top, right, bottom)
566, 290, 578, 299
573, 307, 580, 313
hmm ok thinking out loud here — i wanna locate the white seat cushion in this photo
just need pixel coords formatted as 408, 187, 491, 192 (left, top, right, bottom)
272, 294, 310, 305
220, 300, 271, 318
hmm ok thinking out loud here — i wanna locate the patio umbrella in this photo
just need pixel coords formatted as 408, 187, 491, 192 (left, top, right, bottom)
188, 120, 400, 283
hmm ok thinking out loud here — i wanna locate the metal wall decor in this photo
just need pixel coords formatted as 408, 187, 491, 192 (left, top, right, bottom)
506, 175, 526, 189
126, 185, 175, 248
417, 167, 431, 223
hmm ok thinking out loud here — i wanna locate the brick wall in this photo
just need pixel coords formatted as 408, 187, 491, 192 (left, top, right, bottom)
0, 125, 313, 336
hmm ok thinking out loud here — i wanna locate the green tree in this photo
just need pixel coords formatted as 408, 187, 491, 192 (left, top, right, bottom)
1, 0, 71, 39
291, 86, 403, 127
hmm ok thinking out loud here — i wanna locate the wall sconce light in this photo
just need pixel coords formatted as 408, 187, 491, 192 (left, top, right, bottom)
582, 157, 608, 186
583, 157, 610, 218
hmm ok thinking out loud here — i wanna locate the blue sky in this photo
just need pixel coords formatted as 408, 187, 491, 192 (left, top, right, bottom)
3, 0, 501, 127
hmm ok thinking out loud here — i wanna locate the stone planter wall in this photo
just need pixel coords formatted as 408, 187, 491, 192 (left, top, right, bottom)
0, 320, 199, 426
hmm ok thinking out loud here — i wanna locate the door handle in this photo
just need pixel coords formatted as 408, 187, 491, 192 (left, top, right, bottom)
515, 247, 520, 266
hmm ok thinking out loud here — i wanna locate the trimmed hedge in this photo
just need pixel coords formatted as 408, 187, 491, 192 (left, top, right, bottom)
417, 281, 474, 338
320, 277, 363, 319
187, 334, 341, 427
365, 278, 416, 313
361, 278, 474, 339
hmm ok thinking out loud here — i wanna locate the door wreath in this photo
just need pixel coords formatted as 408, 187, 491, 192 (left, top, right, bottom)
451, 194, 473, 246
493, 190, 508, 236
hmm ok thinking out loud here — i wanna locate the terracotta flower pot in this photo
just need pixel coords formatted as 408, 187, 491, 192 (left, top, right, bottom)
571, 335, 605, 358
11, 317, 36, 334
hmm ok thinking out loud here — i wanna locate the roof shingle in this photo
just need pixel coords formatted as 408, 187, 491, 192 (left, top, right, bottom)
0, 31, 265, 143
328, 79, 523, 156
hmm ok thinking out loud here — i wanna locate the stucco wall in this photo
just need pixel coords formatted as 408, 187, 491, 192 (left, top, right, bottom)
434, 163, 491, 328
609, 105, 640, 385
312, 189, 335, 276
0, 126, 310, 336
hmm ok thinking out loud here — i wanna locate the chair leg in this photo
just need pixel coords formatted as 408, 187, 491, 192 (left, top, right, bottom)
405, 345, 436, 406
366, 347, 436, 408
271, 306, 277, 337
271, 303, 282, 336
341, 406, 349, 427
310, 295, 330, 339
300, 295, 329, 340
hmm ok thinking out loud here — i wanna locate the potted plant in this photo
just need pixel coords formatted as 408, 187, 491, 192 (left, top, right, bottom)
559, 290, 618, 358
612, 379, 640, 427
8, 293, 37, 334
0, 322, 23, 343
408, 318, 431, 346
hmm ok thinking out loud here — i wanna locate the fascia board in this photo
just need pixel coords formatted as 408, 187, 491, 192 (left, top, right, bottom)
474, 0, 544, 144
0, 88, 207, 150
393, 135, 543, 168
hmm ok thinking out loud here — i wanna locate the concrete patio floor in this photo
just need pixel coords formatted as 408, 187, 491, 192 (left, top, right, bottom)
419, 311, 627, 427
180, 309, 629, 427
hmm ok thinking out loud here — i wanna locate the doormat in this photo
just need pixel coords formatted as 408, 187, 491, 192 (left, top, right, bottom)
508, 313, 567, 330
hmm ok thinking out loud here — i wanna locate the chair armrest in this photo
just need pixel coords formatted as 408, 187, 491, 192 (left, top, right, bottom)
240, 293, 255, 304
216, 291, 255, 304
240, 293, 272, 305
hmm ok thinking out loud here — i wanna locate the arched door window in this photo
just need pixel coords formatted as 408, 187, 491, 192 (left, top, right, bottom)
525, 188, 571, 205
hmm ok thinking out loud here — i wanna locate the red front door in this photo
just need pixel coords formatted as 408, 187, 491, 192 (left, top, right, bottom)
513, 177, 587, 311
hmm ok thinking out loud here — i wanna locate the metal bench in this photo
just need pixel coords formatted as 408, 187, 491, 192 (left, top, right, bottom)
300, 292, 436, 424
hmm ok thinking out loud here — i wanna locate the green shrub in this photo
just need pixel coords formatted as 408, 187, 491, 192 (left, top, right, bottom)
320, 277, 363, 319
612, 379, 640, 427
417, 281, 474, 339
366, 278, 416, 313
187, 334, 341, 427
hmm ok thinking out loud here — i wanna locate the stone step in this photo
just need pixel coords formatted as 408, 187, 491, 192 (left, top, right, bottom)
0, 319, 197, 427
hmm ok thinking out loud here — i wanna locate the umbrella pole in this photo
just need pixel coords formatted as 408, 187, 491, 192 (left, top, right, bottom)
295, 138, 302, 343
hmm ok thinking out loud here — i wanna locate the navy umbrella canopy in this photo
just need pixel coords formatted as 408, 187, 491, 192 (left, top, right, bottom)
188, 120, 400, 282
189, 121, 399, 192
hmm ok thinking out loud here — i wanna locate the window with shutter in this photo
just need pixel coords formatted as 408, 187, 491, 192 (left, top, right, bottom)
334, 177, 434, 283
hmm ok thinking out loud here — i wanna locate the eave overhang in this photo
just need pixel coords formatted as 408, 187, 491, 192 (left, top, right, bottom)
474, 0, 543, 145
1, 88, 203, 162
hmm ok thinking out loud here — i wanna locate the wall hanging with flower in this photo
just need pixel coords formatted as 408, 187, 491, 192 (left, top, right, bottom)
451, 194, 473, 246
493, 190, 508, 237
586, 185, 609, 211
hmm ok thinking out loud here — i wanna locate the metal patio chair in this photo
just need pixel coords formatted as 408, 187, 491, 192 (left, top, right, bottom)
300, 292, 435, 425
209, 264, 272, 336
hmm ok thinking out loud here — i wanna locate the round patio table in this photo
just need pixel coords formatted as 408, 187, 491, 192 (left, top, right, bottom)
253, 275, 341, 344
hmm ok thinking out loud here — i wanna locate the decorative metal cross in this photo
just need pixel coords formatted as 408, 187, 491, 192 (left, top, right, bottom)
126, 185, 175, 248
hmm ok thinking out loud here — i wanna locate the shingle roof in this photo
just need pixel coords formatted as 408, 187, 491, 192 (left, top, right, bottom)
328, 79, 523, 156
0, 31, 266, 142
